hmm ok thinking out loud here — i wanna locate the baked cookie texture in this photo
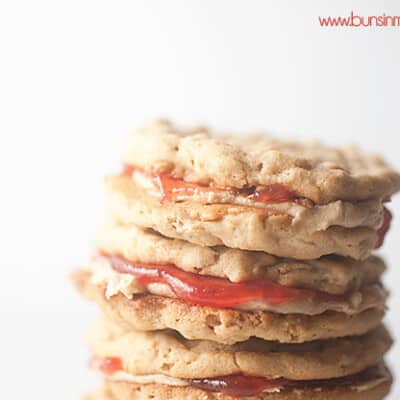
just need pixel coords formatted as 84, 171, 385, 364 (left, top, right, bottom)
87, 318, 391, 381
73, 120, 399, 400
106, 176, 382, 259
85, 373, 392, 400
72, 269, 385, 344
96, 222, 385, 293
121, 120, 400, 204
82, 256, 386, 316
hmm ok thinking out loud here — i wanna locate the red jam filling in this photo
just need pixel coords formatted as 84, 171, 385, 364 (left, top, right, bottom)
121, 164, 135, 176
190, 375, 282, 397
91, 357, 383, 397
375, 208, 392, 248
100, 253, 340, 309
91, 357, 123, 375
192, 368, 385, 396
122, 166, 391, 246
122, 165, 299, 204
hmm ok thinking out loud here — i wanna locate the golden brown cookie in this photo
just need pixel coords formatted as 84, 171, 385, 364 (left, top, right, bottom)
121, 119, 400, 204
72, 269, 385, 344
87, 318, 391, 381
105, 175, 386, 259
96, 222, 385, 294
81, 250, 386, 315
85, 363, 392, 400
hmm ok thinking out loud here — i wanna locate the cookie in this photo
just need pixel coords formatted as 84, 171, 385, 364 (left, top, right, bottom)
87, 318, 391, 381
77, 120, 398, 400
72, 269, 385, 344
120, 119, 400, 204
96, 222, 385, 294
85, 364, 392, 400
105, 176, 387, 259
75, 250, 386, 312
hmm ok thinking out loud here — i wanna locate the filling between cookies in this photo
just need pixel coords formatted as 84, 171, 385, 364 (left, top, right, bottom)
86, 253, 385, 315
121, 165, 391, 247
122, 164, 308, 207
91, 356, 389, 396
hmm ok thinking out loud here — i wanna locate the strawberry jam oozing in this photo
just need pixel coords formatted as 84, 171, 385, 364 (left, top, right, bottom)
100, 253, 339, 309
190, 375, 282, 397
91, 357, 123, 375
191, 367, 387, 396
375, 208, 392, 248
123, 166, 392, 245
122, 165, 299, 204
91, 357, 383, 397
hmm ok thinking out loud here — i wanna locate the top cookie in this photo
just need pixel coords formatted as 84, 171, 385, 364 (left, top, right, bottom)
121, 119, 400, 204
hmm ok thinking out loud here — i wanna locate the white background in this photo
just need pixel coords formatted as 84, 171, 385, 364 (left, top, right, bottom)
0, 1, 399, 399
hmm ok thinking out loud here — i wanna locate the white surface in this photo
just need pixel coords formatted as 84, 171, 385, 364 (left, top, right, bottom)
0, 1, 399, 399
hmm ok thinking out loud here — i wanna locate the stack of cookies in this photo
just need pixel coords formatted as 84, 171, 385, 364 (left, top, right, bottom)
73, 120, 400, 400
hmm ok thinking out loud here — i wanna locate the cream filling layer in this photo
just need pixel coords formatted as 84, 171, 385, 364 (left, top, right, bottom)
131, 170, 384, 230
101, 370, 388, 394
351, 372, 389, 393
104, 372, 281, 393
86, 258, 385, 316
108, 371, 187, 387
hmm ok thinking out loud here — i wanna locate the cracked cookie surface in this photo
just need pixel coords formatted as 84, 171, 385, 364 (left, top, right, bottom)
120, 119, 400, 204
87, 318, 391, 381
